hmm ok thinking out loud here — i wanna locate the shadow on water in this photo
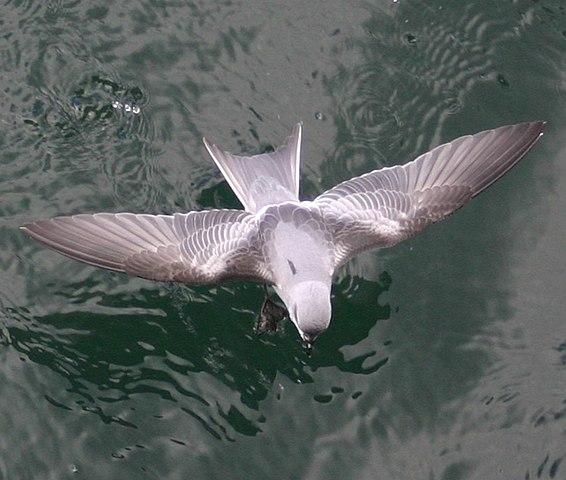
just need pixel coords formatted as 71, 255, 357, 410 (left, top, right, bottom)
2, 268, 391, 440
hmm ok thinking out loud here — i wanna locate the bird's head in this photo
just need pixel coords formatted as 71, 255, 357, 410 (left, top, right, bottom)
287, 281, 332, 348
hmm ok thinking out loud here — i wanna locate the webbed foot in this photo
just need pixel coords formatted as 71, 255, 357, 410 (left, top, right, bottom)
254, 297, 288, 334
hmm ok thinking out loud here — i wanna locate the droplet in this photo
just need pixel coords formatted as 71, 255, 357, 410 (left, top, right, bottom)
124, 104, 132, 112
132, 105, 140, 114
497, 73, 510, 88
404, 33, 417, 45
112, 101, 122, 109
314, 111, 324, 120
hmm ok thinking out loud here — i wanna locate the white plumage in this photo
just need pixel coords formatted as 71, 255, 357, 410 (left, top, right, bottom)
21, 121, 546, 344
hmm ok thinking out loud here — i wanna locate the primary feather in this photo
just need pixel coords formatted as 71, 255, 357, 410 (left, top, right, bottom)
315, 121, 545, 266
21, 210, 271, 284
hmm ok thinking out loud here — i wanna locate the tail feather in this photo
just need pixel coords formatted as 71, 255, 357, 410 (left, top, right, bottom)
203, 123, 302, 212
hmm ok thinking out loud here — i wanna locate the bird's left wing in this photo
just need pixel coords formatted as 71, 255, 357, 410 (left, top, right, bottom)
21, 210, 273, 284
314, 122, 545, 267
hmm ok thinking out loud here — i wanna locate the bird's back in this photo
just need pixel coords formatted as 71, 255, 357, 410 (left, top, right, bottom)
258, 203, 334, 294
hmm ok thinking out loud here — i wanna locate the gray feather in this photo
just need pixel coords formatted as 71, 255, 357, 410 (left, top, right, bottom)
315, 121, 546, 266
21, 210, 272, 284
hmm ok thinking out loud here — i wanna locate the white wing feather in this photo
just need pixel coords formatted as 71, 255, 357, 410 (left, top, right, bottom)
21, 210, 272, 284
315, 121, 546, 266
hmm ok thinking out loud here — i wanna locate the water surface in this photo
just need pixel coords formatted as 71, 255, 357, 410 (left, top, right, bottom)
1, 1, 565, 478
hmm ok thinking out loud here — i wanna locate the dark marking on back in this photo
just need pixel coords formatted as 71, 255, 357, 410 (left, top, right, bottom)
287, 259, 297, 275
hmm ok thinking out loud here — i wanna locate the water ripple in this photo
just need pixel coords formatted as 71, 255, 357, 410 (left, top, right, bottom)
1, 0, 565, 478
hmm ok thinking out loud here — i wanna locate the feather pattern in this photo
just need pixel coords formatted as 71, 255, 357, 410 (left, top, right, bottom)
315, 121, 546, 266
21, 210, 272, 284
203, 123, 302, 212
20, 120, 546, 324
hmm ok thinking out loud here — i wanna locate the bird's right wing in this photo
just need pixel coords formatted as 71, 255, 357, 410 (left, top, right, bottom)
21, 210, 273, 284
314, 122, 546, 267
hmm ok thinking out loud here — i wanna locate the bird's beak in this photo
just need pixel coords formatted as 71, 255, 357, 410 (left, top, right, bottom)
299, 332, 317, 356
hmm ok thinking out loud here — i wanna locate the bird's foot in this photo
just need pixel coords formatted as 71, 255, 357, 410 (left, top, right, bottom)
254, 297, 288, 334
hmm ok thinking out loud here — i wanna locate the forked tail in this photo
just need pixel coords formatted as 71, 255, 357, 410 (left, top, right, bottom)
203, 123, 302, 212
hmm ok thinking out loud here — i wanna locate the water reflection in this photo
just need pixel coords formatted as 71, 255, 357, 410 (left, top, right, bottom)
1, 0, 565, 477
302, 0, 565, 477
4, 270, 391, 440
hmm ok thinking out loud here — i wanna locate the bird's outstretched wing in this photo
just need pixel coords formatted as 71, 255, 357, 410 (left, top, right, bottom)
21, 210, 273, 284
315, 122, 546, 267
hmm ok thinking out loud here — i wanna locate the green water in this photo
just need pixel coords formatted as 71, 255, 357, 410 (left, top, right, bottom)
1, 1, 565, 478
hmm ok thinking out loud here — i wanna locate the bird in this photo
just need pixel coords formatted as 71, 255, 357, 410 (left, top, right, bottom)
21, 121, 546, 348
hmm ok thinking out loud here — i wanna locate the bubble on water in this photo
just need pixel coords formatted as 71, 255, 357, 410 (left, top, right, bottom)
70, 465, 78, 473
314, 111, 324, 120
132, 105, 140, 114
497, 73, 510, 89
404, 33, 417, 45
112, 100, 122, 109
124, 104, 132, 112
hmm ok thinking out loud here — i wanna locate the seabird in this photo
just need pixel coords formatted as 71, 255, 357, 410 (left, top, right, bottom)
21, 121, 546, 347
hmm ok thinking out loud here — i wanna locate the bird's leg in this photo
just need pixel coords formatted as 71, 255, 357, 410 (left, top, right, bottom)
254, 285, 288, 334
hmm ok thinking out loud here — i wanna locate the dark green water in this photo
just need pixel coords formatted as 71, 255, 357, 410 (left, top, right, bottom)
1, 1, 565, 478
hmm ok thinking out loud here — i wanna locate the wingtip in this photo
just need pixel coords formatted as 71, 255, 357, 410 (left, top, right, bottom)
509, 120, 547, 138
20, 221, 48, 239
19, 222, 42, 241
529, 120, 547, 138
202, 136, 221, 157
